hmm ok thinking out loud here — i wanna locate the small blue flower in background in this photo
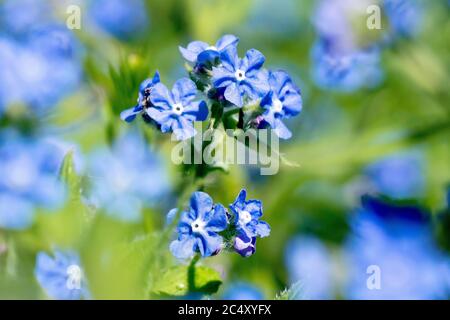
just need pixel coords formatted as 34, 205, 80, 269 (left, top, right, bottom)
0, 5, 82, 115
0, 0, 52, 36
344, 196, 450, 299
260, 71, 303, 139
229, 189, 270, 257
87, 132, 170, 222
35, 250, 89, 300
384, 0, 423, 39
88, 0, 149, 41
148, 78, 208, 140
285, 236, 333, 299
365, 151, 425, 199
212, 46, 269, 107
222, 282, 264, 300
170, 192, 228, 259
0, 133, 66, 230
179, 34, 239, 66
311, 39, 383, 92
120, 71, 161, 123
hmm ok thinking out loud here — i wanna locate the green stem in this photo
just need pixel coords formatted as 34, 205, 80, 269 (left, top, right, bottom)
187, 254, 201, 293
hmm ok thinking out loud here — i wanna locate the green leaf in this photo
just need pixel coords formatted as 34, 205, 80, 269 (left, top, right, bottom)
152, 264, 222, 297
59, 150, 81, 200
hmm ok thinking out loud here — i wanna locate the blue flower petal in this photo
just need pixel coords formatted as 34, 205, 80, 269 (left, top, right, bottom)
190, 192, 214, 220
216, 34, 239, 51
205, 204, 228, 232
179, 41, 209, 62
273, 118, 292, 140
196, 232, 223, 257
150, 83, 173, 110
220, 46, 239, 72
224, 82, 243, 107
170, 236, 197, 259
172, 78, 197, 104
241, 49, 265, 75
255, 221, 271, 238
0, 194, 34, 230
120, 105, 142, 122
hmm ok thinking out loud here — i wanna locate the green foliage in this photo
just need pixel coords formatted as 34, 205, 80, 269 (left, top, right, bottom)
153, 263, 222, 297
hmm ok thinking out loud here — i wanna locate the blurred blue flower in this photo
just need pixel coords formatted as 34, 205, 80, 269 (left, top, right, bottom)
222, 282, 264, 300
0, 25, 82, 114
148, 78, 208, 140
345, 196, 450, 299
0, 0, 52, 36
230, 189, 270, 257
179, 35, 239, 66
311, 39, 383, 92
212, 46, 269, 107
88, 0, 149, 40
312, 0, 369, 53
285, 236, 333, 299
170, 192, 228, 259
365, 151, 425, 199
384, 0, 423, 39
0, 133, 66, 230
120, 71, 161, 123
35, 250, 89, 300
260, 70, 303, 139
87, 132, 170, 222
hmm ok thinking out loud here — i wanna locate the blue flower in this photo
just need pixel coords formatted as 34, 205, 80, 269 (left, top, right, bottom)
311, 39, 383, 92
148, 78, 208, 140
179, 34, 239, 66
0, 25, 82, 113
169, 192, 228, 259
260, 71, 303, 139
229, 189, 270, 257
233, 230, 256, 258
88, 0, 149, 40
285, 236, 333, 299
384, 0, 423, 39
344, 196, 450, 299
0, 0, 52, 36
0, 132, 67, 230
365, 151, 425, 199
222, 282, 264, 300
212, 46, 269, 107
120, 71, 161, 123
88, 131, 170, 222
35, 250, 89, 300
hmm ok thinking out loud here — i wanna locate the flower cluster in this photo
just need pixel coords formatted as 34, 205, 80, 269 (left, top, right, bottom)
121, 34, 303, 140
35, 249, 89, 300
311, 0, 422, 92
87, 131, 170, 222
0, 0, 82, 115
345, 195, 450, 299
169, 189, 270, 259
0, 132, 67, 230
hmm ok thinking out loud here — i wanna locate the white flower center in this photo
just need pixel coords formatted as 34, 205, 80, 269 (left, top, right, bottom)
191, 219, 205, 233
272, 98, 283, 113
172, 103, 184, 115
66, 264, 82, 290
235, 69, 246, 82
239, 210, 252, 225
